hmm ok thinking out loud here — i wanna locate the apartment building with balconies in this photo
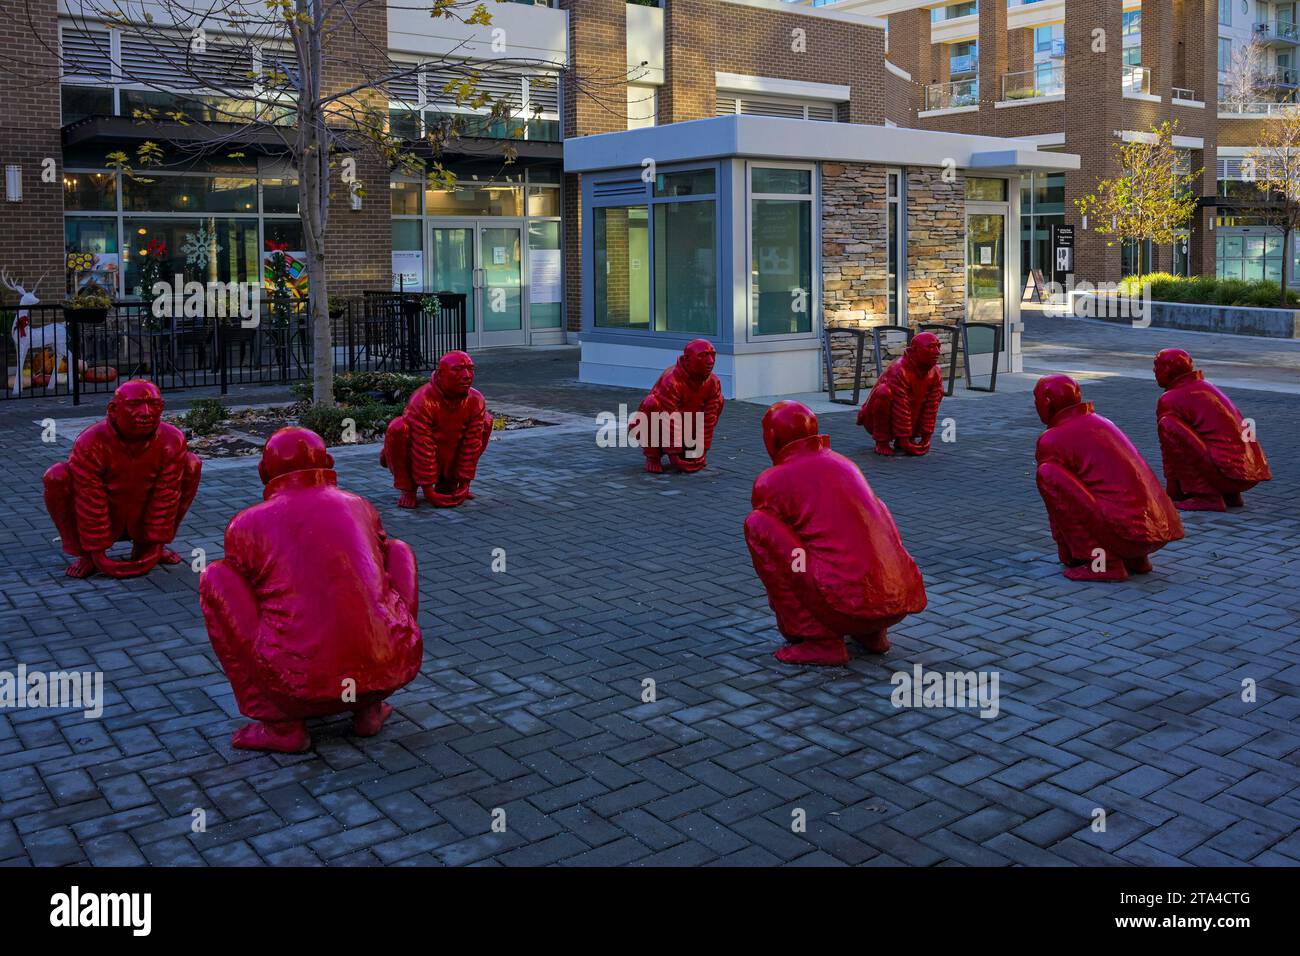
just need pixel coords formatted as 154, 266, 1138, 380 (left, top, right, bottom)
795, 0, 1300, 291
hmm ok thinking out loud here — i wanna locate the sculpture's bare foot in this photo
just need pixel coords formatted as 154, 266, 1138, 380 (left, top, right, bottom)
873, 441, 894, 457
1223, 492, 1244, 509
775, 640, 848, 667
397, 491, 418, 509
231, 720, 310, 754
1123, 556, 1153, 575
65, 557, 97, 578
352, 702, 393, 738
644, 456, 664, 473
1175, 495, 1225, 512
851, 628, 890, 654
1063, 563, 1129, 582
158, 548, 182, 565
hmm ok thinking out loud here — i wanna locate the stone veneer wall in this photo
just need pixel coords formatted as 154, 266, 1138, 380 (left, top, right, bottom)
819, 162, 966, 389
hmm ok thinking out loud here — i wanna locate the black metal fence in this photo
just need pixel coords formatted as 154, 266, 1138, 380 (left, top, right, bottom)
0, 292, 468, 404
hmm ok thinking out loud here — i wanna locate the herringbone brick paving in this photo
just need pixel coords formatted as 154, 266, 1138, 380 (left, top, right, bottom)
0, 346, 1297, 866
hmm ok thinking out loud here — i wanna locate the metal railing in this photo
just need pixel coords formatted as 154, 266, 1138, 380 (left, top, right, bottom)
1001, 64, 1064, 100
1, 294, 468, 403
1173, 86, 1198, 101
1255, 20, 1300, 43
924, 78, 979, 111
1122, 65, 1152, 96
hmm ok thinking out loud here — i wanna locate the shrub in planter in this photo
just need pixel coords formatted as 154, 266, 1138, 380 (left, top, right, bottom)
1121, 273, 1299, 308
183, 398, 227, 436
296, 403, 351, 444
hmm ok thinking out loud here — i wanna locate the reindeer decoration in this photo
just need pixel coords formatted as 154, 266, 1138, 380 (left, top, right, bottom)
3, 268, 67, 396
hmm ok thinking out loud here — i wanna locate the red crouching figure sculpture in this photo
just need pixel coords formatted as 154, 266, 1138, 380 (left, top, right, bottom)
380, 350, 492, 508
745, 401, 927, 666
200, 428, 422, 753
857, 331, 945, 457
1034, 375, 1184, 582
636, 338, 724, 473
1154, 348, 1272, 511
43, 379, 200, 578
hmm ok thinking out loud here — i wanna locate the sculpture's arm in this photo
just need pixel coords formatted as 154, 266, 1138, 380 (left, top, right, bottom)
918, 374, 943, 439
889, 373, 915, 439
142, 435, 185, 545
69, 440, 114, 554
701, 383, 724, 451
407, 399, 440, 488
453, 396, 488, 485
384, 537, 419, 618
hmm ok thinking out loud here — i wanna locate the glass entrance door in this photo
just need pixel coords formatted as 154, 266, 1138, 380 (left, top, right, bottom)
428, 220, 526, 348
428, 223, 476, 343
966, 211, 1006, 325
478, 223, 525, 346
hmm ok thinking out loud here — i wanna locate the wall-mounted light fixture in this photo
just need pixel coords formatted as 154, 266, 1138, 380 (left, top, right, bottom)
350, 182, 363, 211
4, 165, 21, 202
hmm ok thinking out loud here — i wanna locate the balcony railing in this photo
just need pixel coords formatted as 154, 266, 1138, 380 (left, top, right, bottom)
1254, 20, 1300, 44
924, 78, 979, 111
1001, 64, 1063, 100
1122, 65, 1152, 96
1219, 99, 1298, 115
1265, 68, 1300, 88
1172, 86, 1197, 101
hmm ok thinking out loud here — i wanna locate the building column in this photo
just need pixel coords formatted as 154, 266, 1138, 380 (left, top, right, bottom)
559, 0, 628, 333
0, 0, 64, 301
1065, 0, 1125, 284
1183, 0, 1220, 279
977, 0, 1009, 105
659, 0, 716, 124
321, 3, 394, 296
1142, 0, 1175, 102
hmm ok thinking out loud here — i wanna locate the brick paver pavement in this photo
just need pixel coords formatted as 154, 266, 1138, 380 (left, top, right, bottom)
0, 347, 1297, 866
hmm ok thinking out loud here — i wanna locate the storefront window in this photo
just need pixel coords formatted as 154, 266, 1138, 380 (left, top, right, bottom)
654, 200, 716, 333
123, 176, 259, 214
528, 220, 562, 329
391, 181, 422, 216
594, 206, 649, 329
64, 172, 116, 211
966, 177, 1008, 202
122, 218, 261, 298
261, 179, 300, 215
64, 218, 120, 298
654, 170, 715, 198
527, 186, 560, 217
392, 220, 424, 292
751, 166, 812, 336
425, 185, 524, 217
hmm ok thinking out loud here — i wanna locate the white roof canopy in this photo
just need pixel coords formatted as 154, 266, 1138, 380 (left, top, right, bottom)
564, 114, 1080, 175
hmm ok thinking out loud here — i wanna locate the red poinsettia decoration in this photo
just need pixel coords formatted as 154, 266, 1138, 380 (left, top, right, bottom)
145, 239, 167, 258
265, 240, 289, 253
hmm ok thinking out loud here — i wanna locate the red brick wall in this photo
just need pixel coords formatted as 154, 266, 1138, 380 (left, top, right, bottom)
0, 0, 65, 305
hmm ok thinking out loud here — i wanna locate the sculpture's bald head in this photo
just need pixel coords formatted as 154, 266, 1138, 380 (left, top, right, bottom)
681, 339, 716, 382
1154, 348, 1194, 389
108, 379, 164, 441
907, 332, 942, 372
1034, 374, 1083, 426
434, 350, 475, 399
258, 427, 334, 485
762, 400, 818, 463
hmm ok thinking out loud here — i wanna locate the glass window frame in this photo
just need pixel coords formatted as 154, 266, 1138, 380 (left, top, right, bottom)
745, 160, 818, 343
62, 165, 300, 299
588, 162, 723, 342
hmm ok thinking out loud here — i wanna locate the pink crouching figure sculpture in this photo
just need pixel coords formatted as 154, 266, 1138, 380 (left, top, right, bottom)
1154, 348, 1271, 511
380, 350, 492, 508
635, 339, 725, 473
199, 428, 422, 753
1034, 375, 1184, 582
44, 379, 201, 578
745, 401, 927, 666
857, 331, 945, 457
